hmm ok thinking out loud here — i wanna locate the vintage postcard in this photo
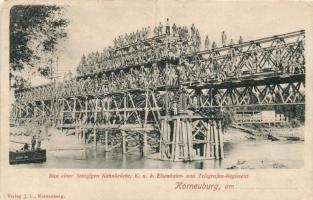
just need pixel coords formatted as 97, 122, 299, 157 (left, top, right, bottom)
1, 0, 312, 199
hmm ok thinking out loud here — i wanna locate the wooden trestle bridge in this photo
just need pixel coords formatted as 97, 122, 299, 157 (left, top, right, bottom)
11, 30, 305, 162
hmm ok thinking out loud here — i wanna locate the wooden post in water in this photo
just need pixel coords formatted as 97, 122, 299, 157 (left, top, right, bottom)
73, 98, 76, 137
174, 117, 180, 161
122, 131, 126, 154
213, 120, 220, 160
81, 127, 84, 144
218, 120, 224, 159
159, 119, 164, 159
165, 119, 169, 159
105, 131, 108, 152
93, 128, 97, 150
186, 119, 193, 161
143, 132, 147, 156
158, 114, 224, 161
209, 120, 214, 158
171, 119, 177, 161
204, 121, 210, 158
182, 119, 188, 160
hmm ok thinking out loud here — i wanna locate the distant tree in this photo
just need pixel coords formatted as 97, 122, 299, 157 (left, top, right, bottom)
10, 5, 69, 89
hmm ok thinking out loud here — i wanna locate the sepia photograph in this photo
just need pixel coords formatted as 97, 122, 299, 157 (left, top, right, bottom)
7, 2, 306, 170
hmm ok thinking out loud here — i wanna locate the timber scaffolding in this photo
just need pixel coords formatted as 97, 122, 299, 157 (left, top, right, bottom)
11, 29, 305, 161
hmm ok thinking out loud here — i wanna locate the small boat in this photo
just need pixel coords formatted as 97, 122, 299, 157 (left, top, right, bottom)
9, 149, 46, 165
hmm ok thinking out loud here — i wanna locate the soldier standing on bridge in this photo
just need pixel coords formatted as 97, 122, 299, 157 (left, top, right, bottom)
221, 31, 227, 47
238, 36, 243, 51
204, 35, 210, 50
172, 23, 177, 36
190, 24, 195, 36
212, 41, 217, 50
275, 50, 282, 71
229, 38, 234, 46
158, 22, 164, 35
153, 26, 158, 36
229, 39, 235, 55
236, 34, 242, 43
166, 18, 170, 35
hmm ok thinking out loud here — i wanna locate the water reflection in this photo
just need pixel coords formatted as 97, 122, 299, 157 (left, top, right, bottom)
19, 140, 304, 169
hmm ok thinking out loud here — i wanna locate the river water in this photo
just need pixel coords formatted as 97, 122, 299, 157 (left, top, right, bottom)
18, 139, 303, 169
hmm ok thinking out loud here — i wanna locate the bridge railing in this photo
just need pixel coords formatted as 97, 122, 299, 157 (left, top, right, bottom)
181, 30, 305, 82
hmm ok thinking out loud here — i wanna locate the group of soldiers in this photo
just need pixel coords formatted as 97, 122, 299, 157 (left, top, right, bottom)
112, 19, 171, 49
21, 130, 43, 151
111, 18, 202, 46
16, 41, 304, 105
76, 20, 205, 77
204, 32, 244, 50
15, 23, 305, 105
76, 43, 171, 77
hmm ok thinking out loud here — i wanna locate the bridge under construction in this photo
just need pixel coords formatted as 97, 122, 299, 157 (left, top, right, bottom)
10, 27, 305, 162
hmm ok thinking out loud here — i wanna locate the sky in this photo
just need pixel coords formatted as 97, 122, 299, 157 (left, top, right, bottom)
29, 1, 313, 86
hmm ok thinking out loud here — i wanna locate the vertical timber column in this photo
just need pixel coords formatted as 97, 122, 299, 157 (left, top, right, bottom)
94, 99, 98, 150
73, 98, 77, 138
217, 120, 224, 159
210, 119, 214, 158
186, 119, 194, 161
122, 131, 127, 154
166, 119, 171, 157
204, 121, 209, 158
143, 132, 147, 156
159, 120, 163, 158
165, 91, 169, 115
41, 100, 45, 125
105, 131, 108, 152
161, 118, 170, 159
144, 90, 149, 127
60, 99, 64, 127
174, 117, 181, 161
208, 121, 213, 158
93, 128, 97, 150
82, 127, 86, 144
182, 119, 188, 160
83, 98, 88, 144
213, 120, 220, 160
124, 93, 127, 125
171, 118, 177, 161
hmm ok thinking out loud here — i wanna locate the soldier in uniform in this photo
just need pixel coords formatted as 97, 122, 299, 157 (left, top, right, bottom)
204, 35, 210, 50
172, 23, 177, 36
221, 31, 227, 47
158, 22, 163, 35
166, 18, 170, 35
238, 36, 243, 44
212, 41, 217, 49
31, 135, 36, 151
